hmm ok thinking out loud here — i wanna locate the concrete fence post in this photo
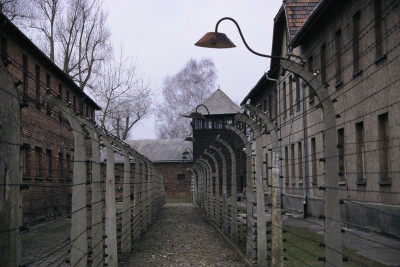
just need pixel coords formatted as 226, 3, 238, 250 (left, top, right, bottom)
85, 128, 104, 267
133, 154, 141, 240
216, 136, 238, 245
42, 94, 88, 266
140, 160, 147, 234
121, 147, 131, 253
227, 124, 256, 262
236, 114, 267, 267
245, 103, 283, 266
210, 145, 229, 235
204, 151, 220, 227
101, 137, 118, 267
281, 60, 342, 266
0, 61, 22, 267
198, 160, 210, 213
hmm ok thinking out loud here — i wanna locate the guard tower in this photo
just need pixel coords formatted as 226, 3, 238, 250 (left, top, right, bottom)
183, 89, 246, 194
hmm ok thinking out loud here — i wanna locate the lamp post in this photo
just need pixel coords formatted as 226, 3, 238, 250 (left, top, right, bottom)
195, 17, 343, 266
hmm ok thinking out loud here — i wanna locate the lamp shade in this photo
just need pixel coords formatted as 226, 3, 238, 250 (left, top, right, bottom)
195, 32, 236, 48
186, 111, 206, 119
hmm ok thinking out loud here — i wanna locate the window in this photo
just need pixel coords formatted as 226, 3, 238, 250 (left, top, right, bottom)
22, 147, 29, 177
311, 138, 317, 185
295, 75, 300, 111
353, 11, 362, 73
214, 118, 223, 129
285, 146, 289, 184
58, 153, 64, 179
356, 122, 366, 183
73, 95, 76, 112
0, 35, 7, 61
46, 73, 51, 90
66, 154, 71, 180
375, 0, 386, 58
283, 81, 287, 117
338, 128, 346, 182
378, 113, 391, 183
320, 44, 327, 84
35, 65, 41, 105
298, 142, 303, 184
35, 147, 42, 177
46, 73, 51, 115
22, 55, 28, 99
194, 119, 203, 130
177, 174, 185, 180
335, 29, 343, 85
204, 118, 212, 129
58, 83, 63, 99
289, 75, 293, 114
264, 153, 268, 182
263, 99, 267, 112
46, 149, 52, 178
66, 90, 70, 103
291, 144, 295, 184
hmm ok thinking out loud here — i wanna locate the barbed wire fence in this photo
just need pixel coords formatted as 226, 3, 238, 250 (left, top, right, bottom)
0, 46, 165, 266
191, 0, 400, 266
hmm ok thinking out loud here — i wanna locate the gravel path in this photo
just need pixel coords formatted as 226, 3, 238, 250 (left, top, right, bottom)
124, 203, 246, 267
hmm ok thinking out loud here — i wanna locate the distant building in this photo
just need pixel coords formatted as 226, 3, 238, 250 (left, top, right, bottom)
184, 88, 247, 195
127, 139, 193, 198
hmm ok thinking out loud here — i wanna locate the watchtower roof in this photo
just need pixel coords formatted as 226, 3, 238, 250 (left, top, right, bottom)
183, 89, 240, 117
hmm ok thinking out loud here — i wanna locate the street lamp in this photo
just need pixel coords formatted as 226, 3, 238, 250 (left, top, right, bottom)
195, 17, 285, 60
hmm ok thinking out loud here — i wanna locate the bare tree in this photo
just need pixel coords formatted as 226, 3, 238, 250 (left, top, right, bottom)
0, 0, 32, 23
28, 0, 61, 61
155, 58, 217, 139
57, 0, 111, 90
93, 49, 153, 140
8, 0, 111, 91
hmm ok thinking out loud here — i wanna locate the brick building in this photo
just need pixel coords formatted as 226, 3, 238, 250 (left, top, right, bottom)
0, 12, 101, 224
127, 139, 193, 198
242, 0, 400, 236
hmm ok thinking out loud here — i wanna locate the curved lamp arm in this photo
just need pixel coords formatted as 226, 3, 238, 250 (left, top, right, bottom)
215, 17, 284, 59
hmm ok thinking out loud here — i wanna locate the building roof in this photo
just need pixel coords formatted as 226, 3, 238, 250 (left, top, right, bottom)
183, 89, 240, 117
0, 12, 101, 110
283, 0, 321, 40
126, 139, 193, 163
288, 0, 332, 48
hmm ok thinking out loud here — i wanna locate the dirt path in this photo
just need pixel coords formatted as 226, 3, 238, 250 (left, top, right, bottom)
124, 203, 246, 266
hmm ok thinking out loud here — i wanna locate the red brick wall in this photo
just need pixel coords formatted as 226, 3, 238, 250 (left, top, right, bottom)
155, 162, 192, 198
1, 23, 98, 225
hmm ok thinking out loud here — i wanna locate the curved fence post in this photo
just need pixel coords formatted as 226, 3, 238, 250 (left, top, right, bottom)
204, 151, 220, 227
0, 60, 22, 266
235, 113, 267, 266
245, 103, 283, 265
281, 60, 342, 266
210, 145, 229, 235
216, 135, 238, 245
83, 126, 104, 266
227, 124, 256, 262
100, 137, 118, 266
42, 93, 88, 266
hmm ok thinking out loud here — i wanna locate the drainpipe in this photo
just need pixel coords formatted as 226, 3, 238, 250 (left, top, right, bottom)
300, 78, 308, 218
265, 72, 283, 208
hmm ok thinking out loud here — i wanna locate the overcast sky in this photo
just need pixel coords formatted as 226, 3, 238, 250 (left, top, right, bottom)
103, 0, 283, 140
